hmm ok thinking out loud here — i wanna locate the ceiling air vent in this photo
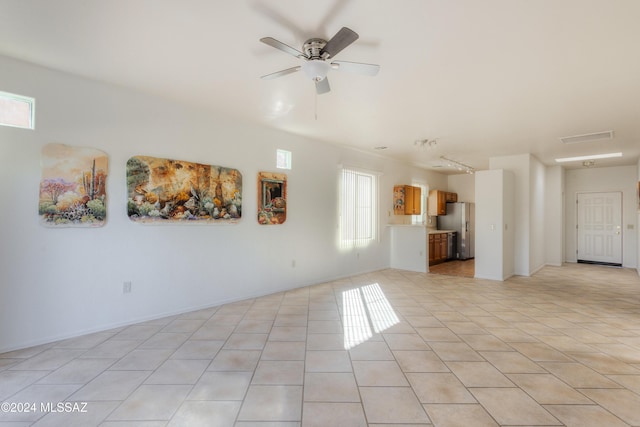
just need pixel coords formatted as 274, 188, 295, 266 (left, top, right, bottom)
559, 130, 613, 144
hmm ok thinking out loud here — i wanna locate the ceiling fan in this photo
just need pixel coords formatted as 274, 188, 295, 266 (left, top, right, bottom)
260, 27, 380, 94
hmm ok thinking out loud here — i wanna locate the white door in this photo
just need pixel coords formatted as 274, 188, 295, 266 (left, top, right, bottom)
576, 192, 622, 265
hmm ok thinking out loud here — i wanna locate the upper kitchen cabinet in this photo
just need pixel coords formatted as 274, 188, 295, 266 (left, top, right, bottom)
393, 185, 422, 215
428, 190, 457, 216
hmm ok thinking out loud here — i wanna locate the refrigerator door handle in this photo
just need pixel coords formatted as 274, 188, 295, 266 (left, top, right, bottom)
465, 221, 469, 232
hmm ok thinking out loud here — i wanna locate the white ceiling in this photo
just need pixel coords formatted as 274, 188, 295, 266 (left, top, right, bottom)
1, 0, 639, 173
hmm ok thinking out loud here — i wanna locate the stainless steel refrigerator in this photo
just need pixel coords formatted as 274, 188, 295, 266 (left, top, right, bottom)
437, 202, 475, 260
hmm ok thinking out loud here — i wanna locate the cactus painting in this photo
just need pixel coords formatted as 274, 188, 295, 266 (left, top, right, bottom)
126, 155, 242, 224
39, 143, 108, 227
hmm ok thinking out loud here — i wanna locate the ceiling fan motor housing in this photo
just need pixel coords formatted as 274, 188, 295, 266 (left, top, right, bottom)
303, 38, 328, 59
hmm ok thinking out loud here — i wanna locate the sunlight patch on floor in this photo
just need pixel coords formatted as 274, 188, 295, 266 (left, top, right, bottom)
343, 283, 399, 349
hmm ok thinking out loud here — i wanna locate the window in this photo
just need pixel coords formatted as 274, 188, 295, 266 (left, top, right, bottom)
276, 149, 291, 169
339, 167, 378, 248
412, 183, 427, 225
0, 91, 35, 129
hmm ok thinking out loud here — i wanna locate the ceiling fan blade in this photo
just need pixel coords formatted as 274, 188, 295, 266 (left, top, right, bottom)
316, 77, 331, 94
320, 27, 359, 59
331, 60, 380, 76
261, 66, 301, 80
260, 37, 307, 59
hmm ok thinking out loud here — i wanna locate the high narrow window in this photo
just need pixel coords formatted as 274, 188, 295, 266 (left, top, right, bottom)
0, 91, 35, 129
412, 183, 427, 225
339, 167, 378, 248
276, 149, 291, 169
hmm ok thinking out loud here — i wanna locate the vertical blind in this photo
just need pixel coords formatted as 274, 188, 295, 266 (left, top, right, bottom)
339, 167, 378, 248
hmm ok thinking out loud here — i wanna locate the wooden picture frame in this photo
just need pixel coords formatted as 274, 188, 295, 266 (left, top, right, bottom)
257, 172, 287, 225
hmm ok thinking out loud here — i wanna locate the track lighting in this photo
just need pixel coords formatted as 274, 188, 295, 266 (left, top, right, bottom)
440, 156, 475, 174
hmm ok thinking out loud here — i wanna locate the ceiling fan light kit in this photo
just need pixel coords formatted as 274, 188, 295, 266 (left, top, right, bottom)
302, 60, 331, 81
259, 26, 380, 95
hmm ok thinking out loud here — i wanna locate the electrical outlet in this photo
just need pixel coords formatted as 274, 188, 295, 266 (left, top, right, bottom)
123, 281, 132, 294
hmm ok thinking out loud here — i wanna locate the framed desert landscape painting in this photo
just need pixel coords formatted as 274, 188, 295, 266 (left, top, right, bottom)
39, 143, 108, 227
126, 156, 242, 224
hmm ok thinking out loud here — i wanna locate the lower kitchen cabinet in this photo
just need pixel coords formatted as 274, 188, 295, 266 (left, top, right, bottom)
428, 232, 449, 266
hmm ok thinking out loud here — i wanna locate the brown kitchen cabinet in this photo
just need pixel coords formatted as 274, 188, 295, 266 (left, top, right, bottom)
393, 185, 422, 215
428, 232, 449, 265
428, 190, 457, 216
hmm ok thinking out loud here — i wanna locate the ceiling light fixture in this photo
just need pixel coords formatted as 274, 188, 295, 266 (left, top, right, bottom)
301, 60, 330, 81
440, 156, 475, 174
415, 139, 437, 149
554, 152, 622, 163
559, 130, 614, 144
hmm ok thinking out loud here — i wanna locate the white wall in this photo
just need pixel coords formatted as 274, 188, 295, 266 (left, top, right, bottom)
529, 157, 546, 274
0, 55, 441, 352
489, 154, 531, 275
544, 166, 565, 266
474, 169, 514, 281
637, 158, 640, 276
489, 154, 547, 276
503, 171, 516, 280
564, 166, 638, 268
447, 174, 475, 202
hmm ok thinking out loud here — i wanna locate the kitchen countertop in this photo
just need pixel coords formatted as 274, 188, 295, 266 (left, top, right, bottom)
428, 229, 457, 234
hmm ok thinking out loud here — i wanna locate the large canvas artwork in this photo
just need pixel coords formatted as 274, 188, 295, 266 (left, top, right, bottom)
257, 172, 287, 225
39, 143, 108, 227
127, 156, 242, 224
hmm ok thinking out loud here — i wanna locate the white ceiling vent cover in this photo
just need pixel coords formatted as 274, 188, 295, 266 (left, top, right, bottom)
560, 130, 613, 144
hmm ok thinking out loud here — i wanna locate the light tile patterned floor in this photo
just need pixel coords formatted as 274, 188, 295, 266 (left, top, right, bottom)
1, 263, 640, 426
429, 259, 475, 278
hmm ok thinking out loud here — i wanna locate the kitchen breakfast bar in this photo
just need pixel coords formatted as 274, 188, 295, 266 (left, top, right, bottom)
388, 225, 457, 273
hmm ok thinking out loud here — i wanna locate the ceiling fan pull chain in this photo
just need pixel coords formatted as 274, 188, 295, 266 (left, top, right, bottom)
315, 90, 318, 120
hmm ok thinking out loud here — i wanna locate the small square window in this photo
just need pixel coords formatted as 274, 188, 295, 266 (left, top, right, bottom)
0, 91, 35, 129
276, 149, 292, 170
